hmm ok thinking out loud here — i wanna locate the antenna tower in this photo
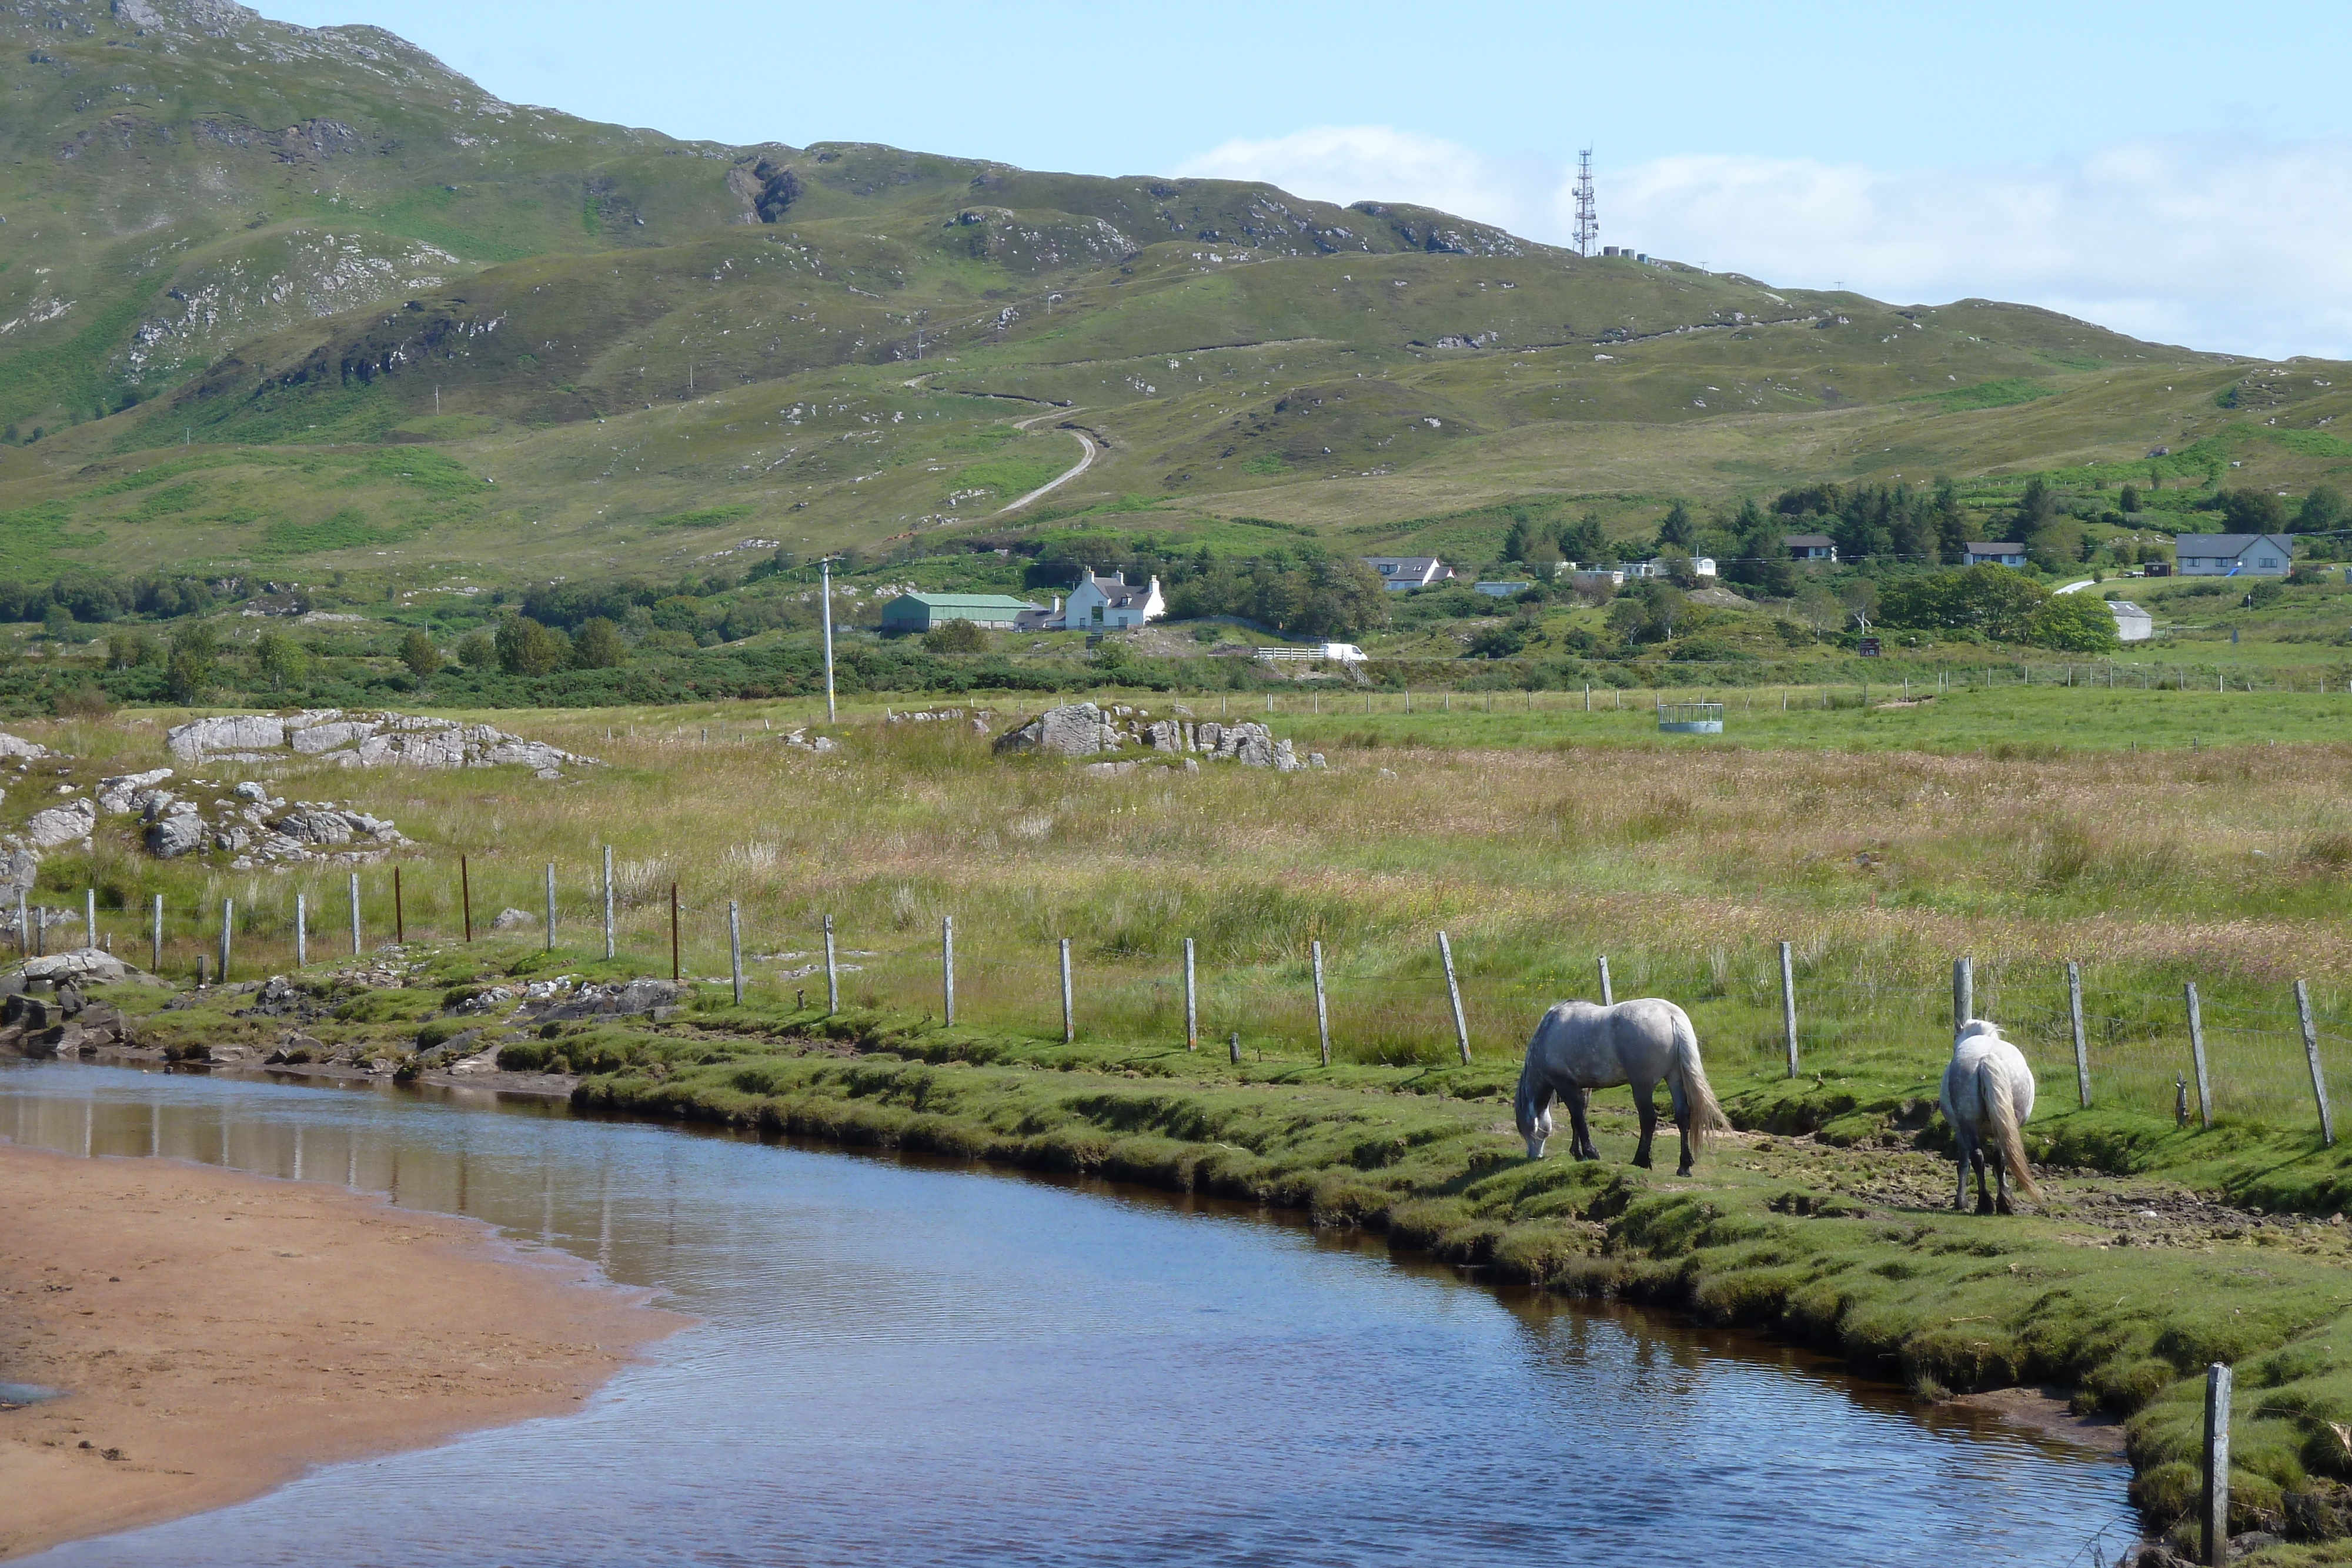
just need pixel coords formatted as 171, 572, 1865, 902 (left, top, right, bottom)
1573, 148, 1598, 258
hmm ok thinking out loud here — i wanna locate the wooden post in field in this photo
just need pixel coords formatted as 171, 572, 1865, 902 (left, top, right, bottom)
1952, 956, 1973, 1034
218, 898, 232, 984
83, 888, 94, 950
669, 884, 680, 982
1597, 955, 1613, 1007
941, 915, 955, 1026
460, 855, 473, 943
348, 872, 361, 957
14, 891, 24, 955
1438, 930, 1469, 1065
543, 862, 556, 952
1182, 937, 1197, 1051
1780, 940, 1798, 1078
393, 867, 405, 947
603, 845, 616, 961
728, 901, 743, 1005
2186, 982, 2213, 1130
1312, 940, 1331, 1067
294, 893, 307, 968
1229, 1029, 1241, 1065
150, 894, 162, 975
2203, 1362, 2233, 1567
2069, 961, 2090, 1108
820, 556, 837, 723
824, 914, 838, 1013
1060, 937, 1074, 1044
2297, 980, 2334, 1146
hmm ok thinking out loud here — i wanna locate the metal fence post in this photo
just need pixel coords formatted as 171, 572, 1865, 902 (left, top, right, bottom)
150, 893, 162, 974
824, 913, 838, 1014
349, 872, 361, 957
1780, 940, 1798, 1078
83, 888, 94, 950
603, 844, 616, 961
295, 892, 307, 969
1312, 940, 1331, 1067
2204, 1362, 2233, 1566
2297, 980, 2334, 1146
2069, 961, 2090, 1108
1060, 937, 1074, 1044
544, 862, 557, 952
1182, 937, 1197, 1051
1953, 956, 1973, 1034
1438, 930, 1469, 1065
717, 901, 737, 1005
218, 897, 232, 984
941, 915, 955, 1027
1597, 954, 1613, 1007
2186, 982, 2213, 1130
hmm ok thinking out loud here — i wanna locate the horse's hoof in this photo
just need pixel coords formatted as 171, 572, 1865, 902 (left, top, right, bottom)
1632, 1155, 1652, 1171
1975, 1198, 1995, 1216
1676, 1163, 1694, 1178
1996, 1196, 2015, 1216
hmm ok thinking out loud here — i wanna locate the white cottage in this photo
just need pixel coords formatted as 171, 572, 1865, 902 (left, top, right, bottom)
1058, 567, 1165, 630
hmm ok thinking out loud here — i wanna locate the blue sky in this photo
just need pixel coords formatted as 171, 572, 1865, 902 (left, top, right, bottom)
268, 1, 2352, 357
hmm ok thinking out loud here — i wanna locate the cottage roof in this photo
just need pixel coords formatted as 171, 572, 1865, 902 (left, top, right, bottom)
1965, 541, 2026, 553
1782, 534, 1835, 549
890, 593, 1040, 613
2106, 600, 2150, 617
2171, 534, 2293, 556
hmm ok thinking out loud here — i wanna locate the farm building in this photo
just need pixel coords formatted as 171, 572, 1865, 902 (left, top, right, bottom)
1965, 543, 2029, 567
1362, 556, 1455, 591
1783, 534, 1836, 562
1626, 556, 1717, 579
1060, 568, 1164, 629
2172, 533, 2293, 577
877, 593, 1044, 634
2106, 600, 2153, 642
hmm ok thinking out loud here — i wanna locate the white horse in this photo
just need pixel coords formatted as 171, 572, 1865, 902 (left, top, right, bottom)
1514, 998, 1730, 1175
1940, 1019, 2043, 1215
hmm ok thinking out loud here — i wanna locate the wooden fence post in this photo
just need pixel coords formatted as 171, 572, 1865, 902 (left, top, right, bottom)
1312, 940, 1331, 1068
669, 884, 680, 982
1182, 937, 1197, 1051
2204, 1362, 2233, 1567
728, 901, 743, 1005
295, 892, 307, 969
217, 897, 232, 984
393, 867, 405, 947
2297, 979, 2334, 1147
2186, 982, 2213, 1130
603, 845, 616, 961
150, 893, 162, 975
1780, 940, 1798, 1078
544, 862, 556, 952
1598, 954, 1613, 1007
1953, 956, 1973, 1034
348, 873, 360, 957
460, 855, 473, 943
15, 891, 25, 955
824, 913, 838, 1014
83, 888, 94, 950
1060, 937, 1074, 1044
1438, 930, 1470, 1065
2069, 961, 2090, 1108
941, 915, 955, 1027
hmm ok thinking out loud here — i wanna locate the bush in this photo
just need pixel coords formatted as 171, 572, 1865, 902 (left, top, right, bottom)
1878, 566, 2049, 642
2027, 592, 2122, 652
51, 682, 112, 718
572, 617, 628, 668
495, 614, 571, 676
921, 619, 988, 655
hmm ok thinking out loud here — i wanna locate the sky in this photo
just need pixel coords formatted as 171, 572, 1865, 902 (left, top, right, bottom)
268, 0, 2352, 360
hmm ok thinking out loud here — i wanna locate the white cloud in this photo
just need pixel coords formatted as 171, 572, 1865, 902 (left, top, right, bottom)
1178, 126, 2352, 360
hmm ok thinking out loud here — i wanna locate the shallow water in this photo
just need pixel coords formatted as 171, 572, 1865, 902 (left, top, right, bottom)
2, 1060, 2137, 1566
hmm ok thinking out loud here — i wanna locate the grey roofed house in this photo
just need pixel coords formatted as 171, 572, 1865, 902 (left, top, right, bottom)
1783, 534, 1836, 561
1965, 542, 2029, 567
1362, 556, 1454, 590
2171, 533, 2294, 577
2106, 600, 2153, 642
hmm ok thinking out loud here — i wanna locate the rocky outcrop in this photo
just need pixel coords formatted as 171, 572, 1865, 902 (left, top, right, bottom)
994, 703, 1324, 773
167, 710, 595, 778
138, 783, 405, 868
25, 798, 95, 848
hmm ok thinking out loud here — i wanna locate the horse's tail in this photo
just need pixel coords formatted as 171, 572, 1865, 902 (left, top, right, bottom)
1979, 1055, 2043, 1200
1671, 1007, 1731, 1153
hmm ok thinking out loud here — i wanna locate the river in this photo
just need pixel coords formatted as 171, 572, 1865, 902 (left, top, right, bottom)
2, 1059, 2137, 1566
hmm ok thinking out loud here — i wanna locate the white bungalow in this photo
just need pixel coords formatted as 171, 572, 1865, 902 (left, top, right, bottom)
1058, 567, 1164, 630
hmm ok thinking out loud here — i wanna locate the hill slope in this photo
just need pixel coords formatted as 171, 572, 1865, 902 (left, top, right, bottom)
2, 0, 2345, 592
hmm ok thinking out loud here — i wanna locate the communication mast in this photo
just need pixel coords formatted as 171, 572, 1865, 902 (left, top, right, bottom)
1573, 148, 1598, 258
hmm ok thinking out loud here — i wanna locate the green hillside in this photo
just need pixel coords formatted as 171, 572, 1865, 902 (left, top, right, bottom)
2, 0, 2347, 607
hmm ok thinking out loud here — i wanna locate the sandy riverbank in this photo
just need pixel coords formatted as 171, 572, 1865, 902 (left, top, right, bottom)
0, 1142, 681, 1560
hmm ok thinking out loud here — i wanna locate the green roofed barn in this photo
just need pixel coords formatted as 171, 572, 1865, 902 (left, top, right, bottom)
877, 592, 1045, 634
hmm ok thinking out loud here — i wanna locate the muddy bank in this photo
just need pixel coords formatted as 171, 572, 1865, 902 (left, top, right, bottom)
0, 1143, 680, 1561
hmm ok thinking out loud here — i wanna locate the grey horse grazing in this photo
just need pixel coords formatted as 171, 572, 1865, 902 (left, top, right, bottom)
1940, 1019, 2043, 1215
1514, 998, 1730, 1175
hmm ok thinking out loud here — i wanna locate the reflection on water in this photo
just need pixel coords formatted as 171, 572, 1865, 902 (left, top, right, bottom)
2, 1061, 2137, 1566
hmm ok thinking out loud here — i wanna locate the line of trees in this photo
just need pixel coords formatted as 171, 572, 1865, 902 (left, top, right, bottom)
0, 571, 216, 625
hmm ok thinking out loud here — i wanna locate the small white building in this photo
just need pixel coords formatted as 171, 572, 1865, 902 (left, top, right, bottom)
1626, 556, 1716, 579
1058, 568, 1164, 630
1474, 580, 1534, 597
1784, 534, 1837, 562
1362, 556, 1454, 591
2173, 533, 2293, 577
1965, 542, 2029, 568
1568, 567, 1625, 591
2106, 600, 2153, 643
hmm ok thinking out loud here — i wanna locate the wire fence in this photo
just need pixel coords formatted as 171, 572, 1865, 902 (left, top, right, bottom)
27, 857, 2343, 1139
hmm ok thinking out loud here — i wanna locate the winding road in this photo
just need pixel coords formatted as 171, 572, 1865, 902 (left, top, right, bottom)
996, 410, 1097, 515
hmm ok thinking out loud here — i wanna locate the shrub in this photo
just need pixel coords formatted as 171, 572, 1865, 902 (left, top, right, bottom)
921, 619, 988, 655
2026, 592, 2122, 652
